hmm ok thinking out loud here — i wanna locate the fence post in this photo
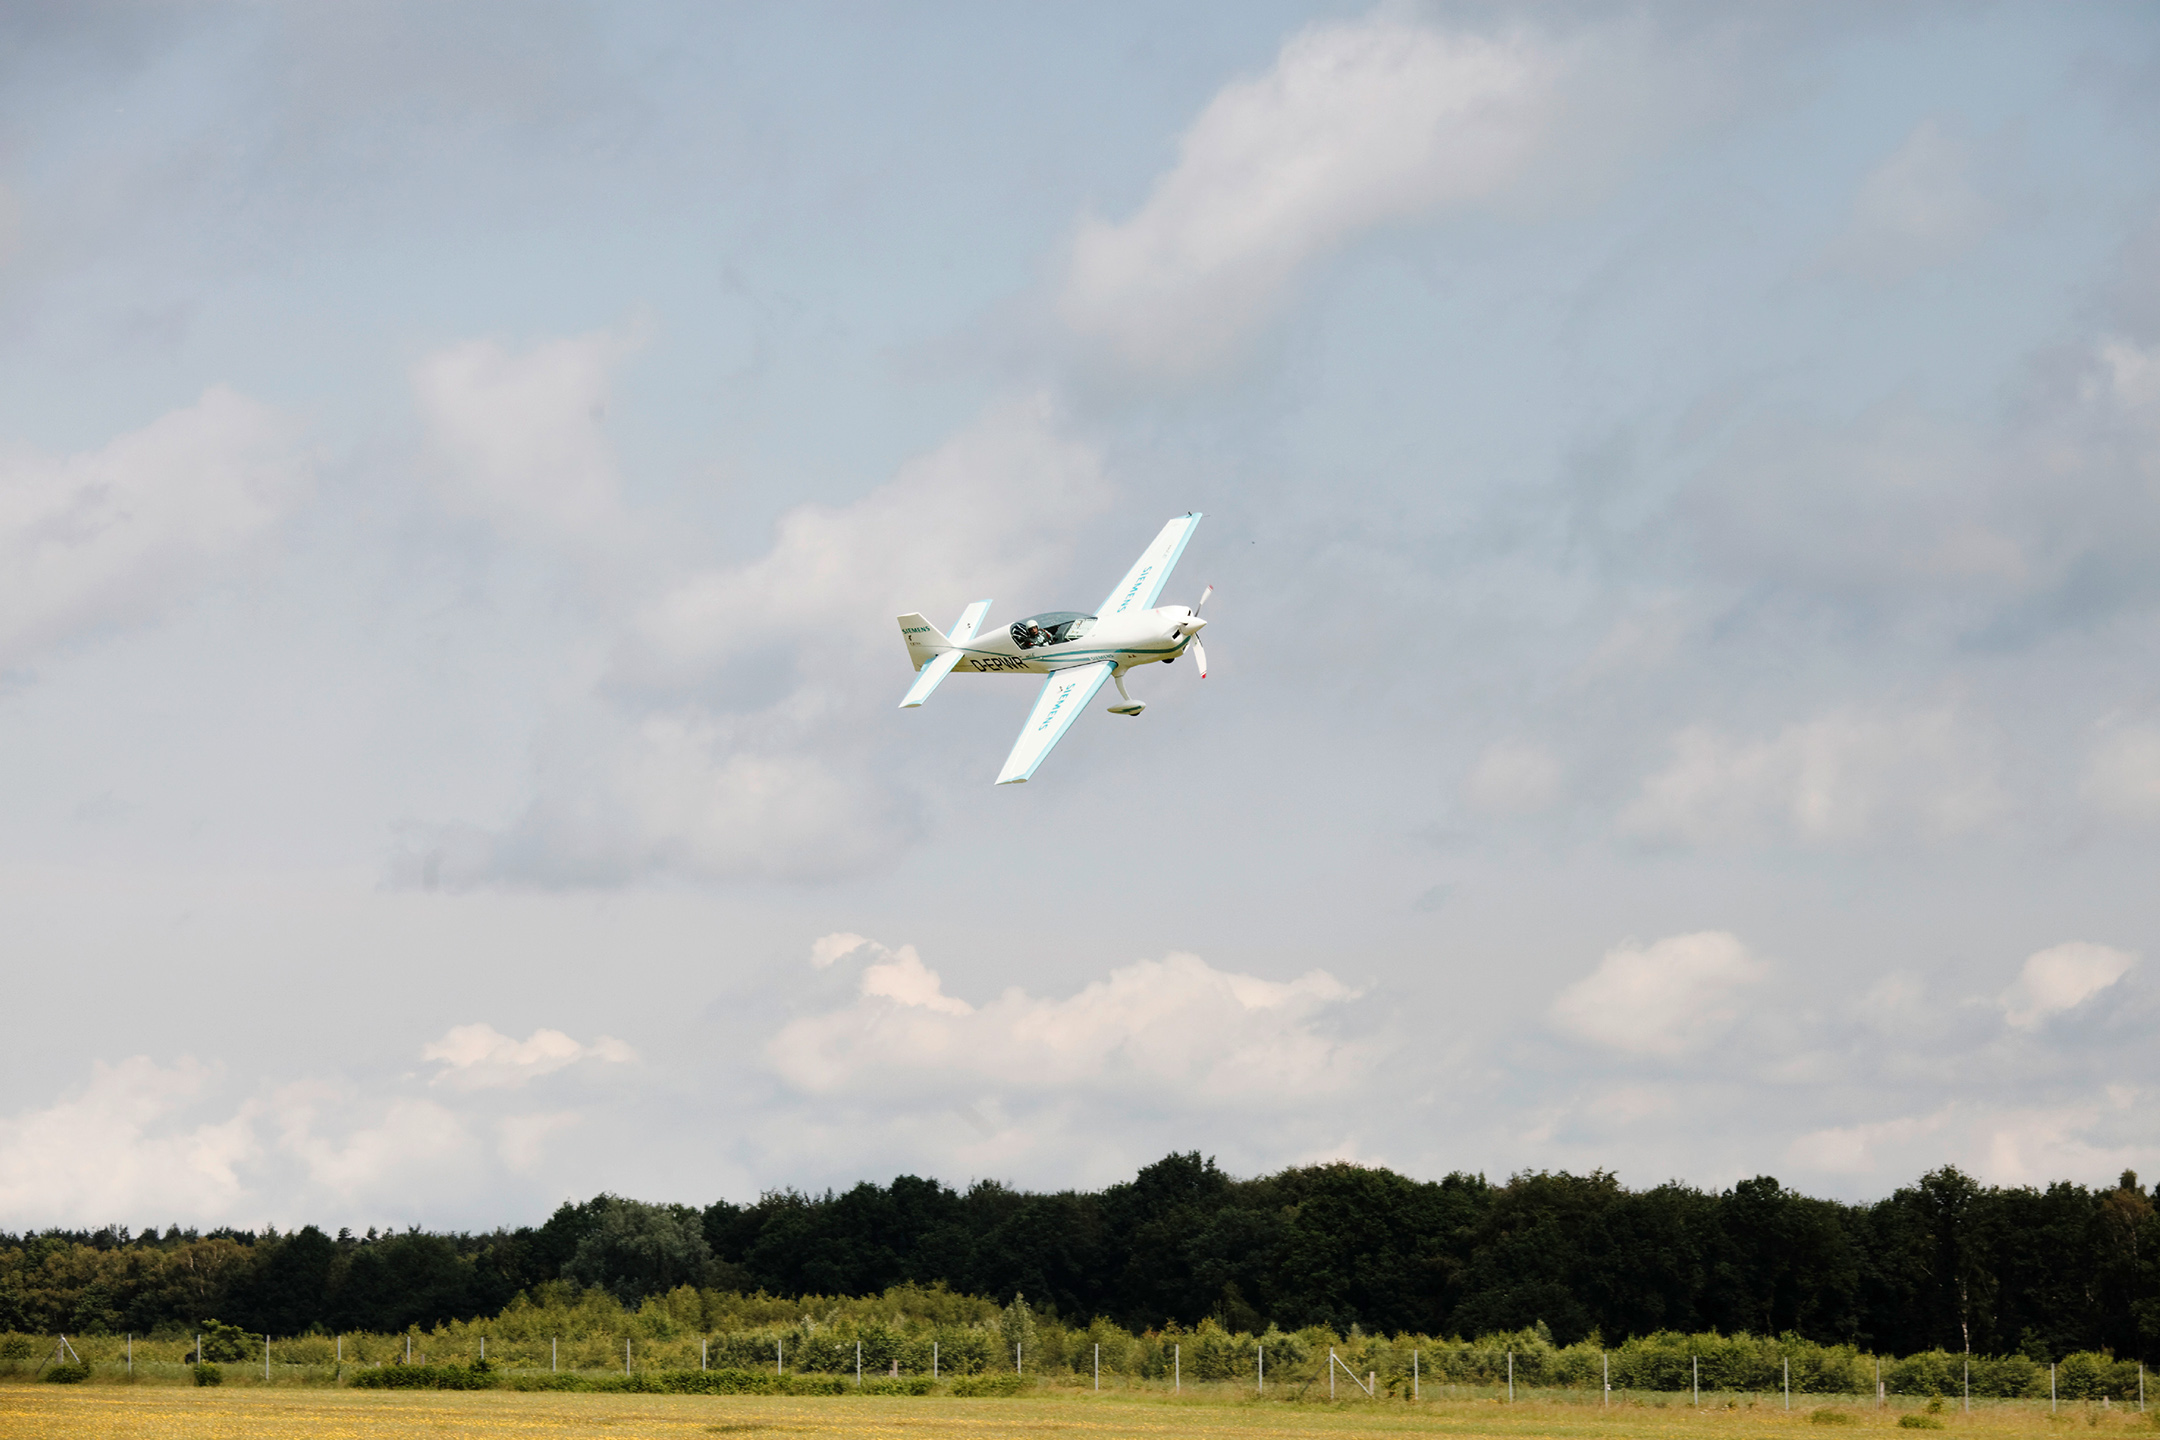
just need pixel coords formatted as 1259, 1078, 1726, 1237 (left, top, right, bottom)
480, 1336, 485, 1364
406, 1334, 411, 1364
1693, 1355, 1698, 1406
1414, 1348, 1420, 1401
1876, 1356, 1881, 1408
778, 1338, 783, 1376
1017, 1342, 1022, 1375
2052, 1363, 2057, 1414
1604, 1351, 1609, 1406
552, 1336, 556, 1373
127, 1333, 132, 1375
932, 1341, 937, 1378
1509, 1350, 1514, 1403
1963, 1357, 1968, 1414
702, 1338, 707, 1371
857, 1340, 862, 1386
1258, 1344, 1263, 1393
1786, 1356, 1791, 1410
1175, 1342, 1180, 1392
1330, 1347, 1336, 1400
1095, 1342, 1099, 1391
625, 1339, 630, 1376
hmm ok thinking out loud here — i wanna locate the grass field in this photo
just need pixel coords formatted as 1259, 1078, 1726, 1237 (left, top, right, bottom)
0, 1386, 2147, 1440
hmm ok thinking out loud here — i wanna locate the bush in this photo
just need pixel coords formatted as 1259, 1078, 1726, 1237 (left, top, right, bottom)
1810, 1408, 1857, 1424
951, 1372, 1027, 1397
1898, 1415, 1944, 1429
860, 1375, 935, 1395
42, 1361, 91, 1384
348, 1363, 498, 1390
0, 1335, 33, 1361
194, 1320, 255, 1364
192, 1363, 223, 1386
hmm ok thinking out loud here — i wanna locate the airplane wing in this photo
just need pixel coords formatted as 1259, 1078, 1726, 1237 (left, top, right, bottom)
995, 660, 1117, 784
1097, 512, 1203, 619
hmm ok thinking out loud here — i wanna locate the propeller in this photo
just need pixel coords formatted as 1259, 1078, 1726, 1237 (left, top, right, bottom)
1184, 585, 1212, 678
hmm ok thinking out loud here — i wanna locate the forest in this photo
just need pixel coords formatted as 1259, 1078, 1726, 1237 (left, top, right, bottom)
1, 1156, 2153, 1365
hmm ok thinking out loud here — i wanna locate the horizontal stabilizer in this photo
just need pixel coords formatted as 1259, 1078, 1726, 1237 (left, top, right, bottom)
899, 650, 963, 708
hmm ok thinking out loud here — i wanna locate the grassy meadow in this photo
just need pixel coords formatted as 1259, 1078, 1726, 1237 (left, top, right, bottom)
1, 1383, 2151, 1440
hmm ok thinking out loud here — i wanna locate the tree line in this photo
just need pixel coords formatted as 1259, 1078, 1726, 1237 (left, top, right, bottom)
2, 1156, 2153, 1363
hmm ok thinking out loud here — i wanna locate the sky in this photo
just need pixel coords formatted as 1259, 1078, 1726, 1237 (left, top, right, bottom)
3, 1, 2159, 1233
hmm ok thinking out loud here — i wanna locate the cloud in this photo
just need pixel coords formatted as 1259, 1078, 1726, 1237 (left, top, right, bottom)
422, 1022, 636, 1090
404, 394, 1110, 887
1549, 931, 1770, 1059
267, 1087, 473, 1201
1620, 707, 2005, 847
769, 939, 1371, 1104
0, 1058, 256, 1222
1058, 13, 1565, 378
1465, 738, 1564, 814
0, 386, 304, 671
614, 393, 1108, 689
2084, 722, 2160, 820
1823, 118, 1999, 283
1998, 942, 2136, 1029
810, 932, 871, 969
1789, 1090, 2153, 1185
413, 328, 638, 547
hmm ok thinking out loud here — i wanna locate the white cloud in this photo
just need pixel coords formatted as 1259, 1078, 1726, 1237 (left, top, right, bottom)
1999, 942, 2135, 1029
1790, 1091, 2153, 1186
413, 329, 637, 545
1058, 14, 1565, 377
1823, 118, 1999, 282
1465, 738, 1563, 813
409, 394, 1110, 887
267, 1087, 472, 1200
810, 932, 871, 969
769, 939, 1371, 1104
616, 393, 1107, 687
423, 1022, 635, 1089
2084, 722, 2160, 820
1549, 931, 1770, 1059
0, 1058, 256, 1221
0, 386, 304, 670
1621, 707, 2005, 846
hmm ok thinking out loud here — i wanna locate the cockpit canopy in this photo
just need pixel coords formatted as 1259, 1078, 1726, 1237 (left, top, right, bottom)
1009, 611, 1096, 649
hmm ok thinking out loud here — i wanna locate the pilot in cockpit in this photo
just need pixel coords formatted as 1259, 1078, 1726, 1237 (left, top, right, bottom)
1011, 620, 1049, 649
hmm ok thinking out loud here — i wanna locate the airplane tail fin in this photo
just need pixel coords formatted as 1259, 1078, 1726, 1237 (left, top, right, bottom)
898, 613, 948, 669
897, 599, 992, 709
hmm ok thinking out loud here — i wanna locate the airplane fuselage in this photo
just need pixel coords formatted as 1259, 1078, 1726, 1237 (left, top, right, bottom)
938, 607, 1197, 676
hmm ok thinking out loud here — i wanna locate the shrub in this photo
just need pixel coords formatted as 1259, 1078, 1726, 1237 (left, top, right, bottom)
42, 1361, 91, 1384
860, 1375, 935, 1395
1898, 1415, 1945, 1429
192, 1363, 223, 1386
0, 1335, 33, 1361
1810, 1408, 1857, 1424
348, 1363, 498, 1390
951, 1372, 1027, 1397
194, 1320, 255, 1364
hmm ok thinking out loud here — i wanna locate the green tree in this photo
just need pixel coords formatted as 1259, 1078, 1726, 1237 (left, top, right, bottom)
563, 1198, 712, 1303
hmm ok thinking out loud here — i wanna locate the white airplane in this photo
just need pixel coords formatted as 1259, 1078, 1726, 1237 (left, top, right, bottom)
896, 512, 1212, 784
